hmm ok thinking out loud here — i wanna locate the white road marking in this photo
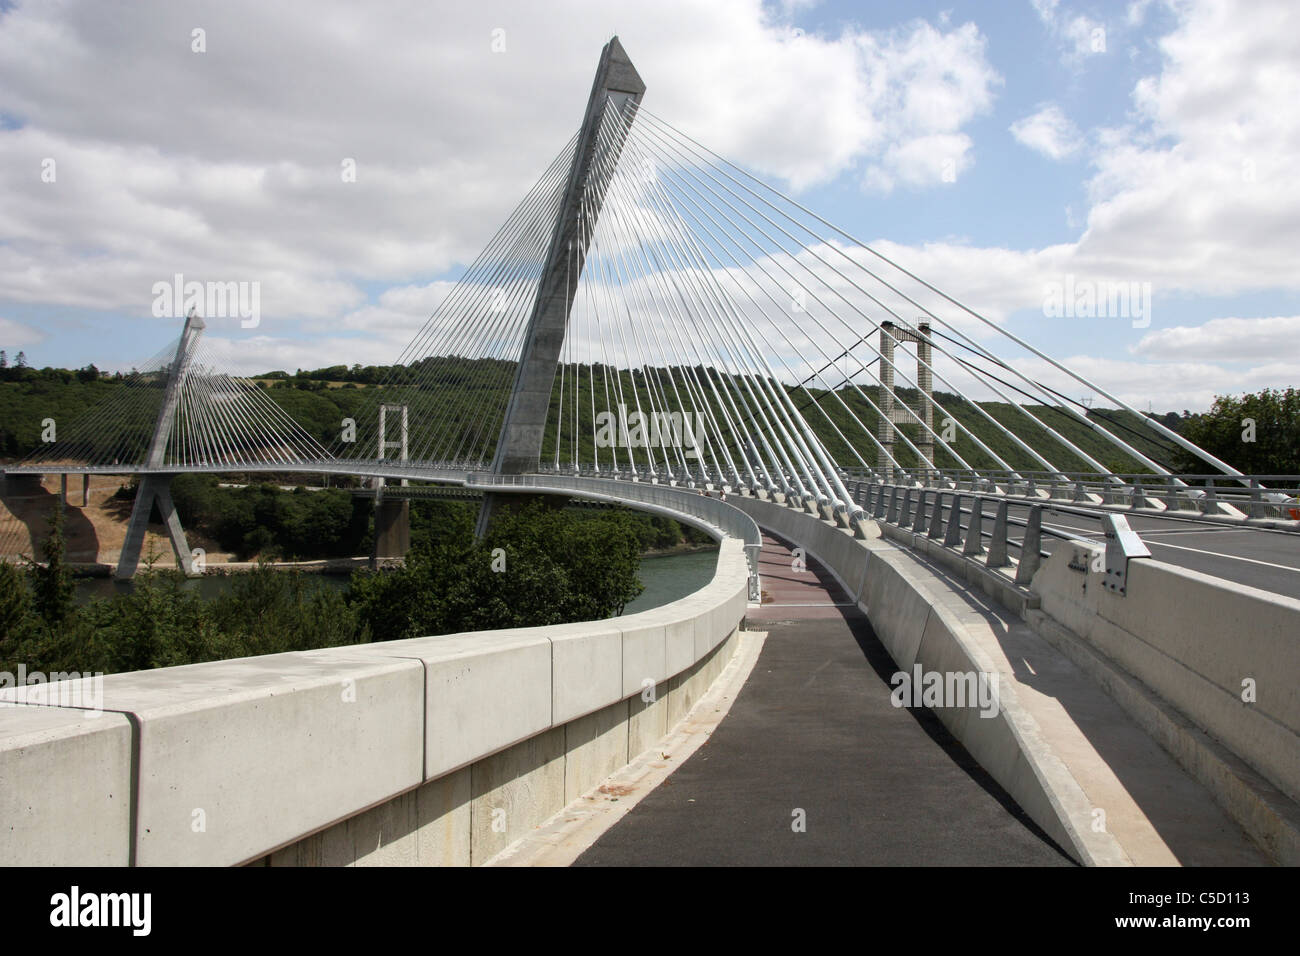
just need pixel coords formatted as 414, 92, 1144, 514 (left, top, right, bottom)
1138, 539, 1300, 574
1033, 523, 1300, 574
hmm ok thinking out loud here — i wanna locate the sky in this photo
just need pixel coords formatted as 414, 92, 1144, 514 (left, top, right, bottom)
1, 0, 1297, 412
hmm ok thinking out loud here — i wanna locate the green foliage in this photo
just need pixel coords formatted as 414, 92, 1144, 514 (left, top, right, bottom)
0, 374, 146, 457
1, 500, 670, 677
170, 474, 370, 559
408, 499, 476, 552
206, 565, 367, 657
79, 569, 218, 672
0, 358, 1209, 476
1174, 388, 1300, 475
347, 500, 645, 642
0, 561, 34, 648
29, 503, 75, 627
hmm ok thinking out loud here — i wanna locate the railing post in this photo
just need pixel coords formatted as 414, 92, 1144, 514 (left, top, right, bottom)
1014, 506, 1043, 586
963, 496, 985, 556
1163, 475, 1180, 512
873, 485, 888, 519
928, 491, 946, 538
986, 499, 1010, 568
886, 486, 900, 524
943, 493, 964, 547
899, 487, 913, 527
913, 489, 930, 532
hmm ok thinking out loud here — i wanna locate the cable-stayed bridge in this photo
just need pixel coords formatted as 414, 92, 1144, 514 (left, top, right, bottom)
7, 38, 1295, 592
3, 36, 1298, 870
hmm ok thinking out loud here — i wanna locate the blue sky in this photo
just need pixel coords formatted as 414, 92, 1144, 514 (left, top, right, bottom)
1, 0, 1297, 411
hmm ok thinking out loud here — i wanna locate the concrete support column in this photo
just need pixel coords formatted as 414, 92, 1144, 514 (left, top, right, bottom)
877, 323, 896, 482
916, 321, 933, 477
372, 497, 411, 566
115, 475, 196, 579
81, 473, 90, 507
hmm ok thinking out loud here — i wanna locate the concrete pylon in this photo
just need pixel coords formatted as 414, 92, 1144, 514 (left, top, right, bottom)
477, 37, 646, 536
371, 403, 411, 566
877, 319, 934, 483
115, 311, 204, 579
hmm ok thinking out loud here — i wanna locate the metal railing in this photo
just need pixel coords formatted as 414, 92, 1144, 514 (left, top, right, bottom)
837, 468, 1300, 523
847, 479, 1152, 592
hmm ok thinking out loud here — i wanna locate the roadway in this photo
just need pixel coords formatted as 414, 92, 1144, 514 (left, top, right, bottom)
1000, 504, 1300, 600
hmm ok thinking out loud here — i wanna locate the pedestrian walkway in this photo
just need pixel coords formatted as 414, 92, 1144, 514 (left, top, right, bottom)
574, 534, 1074, 866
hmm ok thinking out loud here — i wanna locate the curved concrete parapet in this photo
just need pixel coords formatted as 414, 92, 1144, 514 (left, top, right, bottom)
0, 540, 750, 866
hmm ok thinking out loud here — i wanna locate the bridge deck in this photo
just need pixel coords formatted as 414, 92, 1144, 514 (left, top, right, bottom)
574, 532, 1271, 866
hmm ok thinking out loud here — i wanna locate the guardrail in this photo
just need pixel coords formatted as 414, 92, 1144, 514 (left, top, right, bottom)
837, 468, 1300, 523
848, 480, 1153, 595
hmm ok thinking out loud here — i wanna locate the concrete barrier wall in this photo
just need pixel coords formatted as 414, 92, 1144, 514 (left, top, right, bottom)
0, 540, 750, 866
1030, 544, 1300, 804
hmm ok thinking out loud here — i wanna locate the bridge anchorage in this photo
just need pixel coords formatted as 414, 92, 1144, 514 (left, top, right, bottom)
8, 35, 1295, 591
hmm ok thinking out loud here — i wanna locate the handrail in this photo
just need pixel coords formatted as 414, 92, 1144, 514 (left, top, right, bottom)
848, 479, 1149, 593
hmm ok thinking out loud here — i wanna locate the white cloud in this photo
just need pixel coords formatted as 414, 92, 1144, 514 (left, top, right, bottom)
847, 0, 1300, 408
1126, 0, 1156, 26
1033, 0, 1109, 60
0, 0, 1000, 330
0, 316, 45, 349
1131, 315, 1300, 362
1001, 353, 1300, 412
856, 21, 1001, 193
3, 0, 1296, 416
1010, 104, 1083, 160
774, 0, 821, 17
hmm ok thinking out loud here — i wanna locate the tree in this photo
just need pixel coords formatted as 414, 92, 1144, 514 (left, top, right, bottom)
347, 500, 645, 643
0, 350, 7, 369
30, 503, 76, 628
15, 351, 27, 368
1176, 388, 1300, 475
0, 561, 33, 652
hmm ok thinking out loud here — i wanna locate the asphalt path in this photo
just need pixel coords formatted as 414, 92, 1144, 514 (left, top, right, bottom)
574, 536, 1073, 867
